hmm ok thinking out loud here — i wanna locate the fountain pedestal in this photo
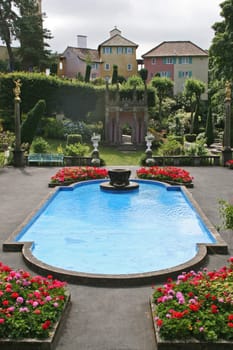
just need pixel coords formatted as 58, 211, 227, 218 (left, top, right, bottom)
100, 169, 139, 191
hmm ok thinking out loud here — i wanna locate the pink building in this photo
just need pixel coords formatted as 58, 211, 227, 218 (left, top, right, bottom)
142, 41, 208, 97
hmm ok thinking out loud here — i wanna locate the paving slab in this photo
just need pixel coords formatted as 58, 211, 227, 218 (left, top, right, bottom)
0, 165, 232, 350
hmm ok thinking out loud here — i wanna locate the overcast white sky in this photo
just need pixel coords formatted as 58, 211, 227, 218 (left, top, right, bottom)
42, 0, 222, 58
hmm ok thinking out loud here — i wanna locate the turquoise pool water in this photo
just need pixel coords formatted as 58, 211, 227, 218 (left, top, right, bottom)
16, 180, 215, 275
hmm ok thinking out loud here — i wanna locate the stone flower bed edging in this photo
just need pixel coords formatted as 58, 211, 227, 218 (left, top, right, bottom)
150, 299, 232, 350
0, 292, 71, 350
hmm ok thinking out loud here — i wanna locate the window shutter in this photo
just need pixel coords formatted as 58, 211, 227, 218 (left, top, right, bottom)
189, 57, 192, 64
189, 71, 192, 77
179, 57, 182, 64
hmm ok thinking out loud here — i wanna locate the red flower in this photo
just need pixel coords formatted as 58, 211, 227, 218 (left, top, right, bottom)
156, 319, 163, 327
211, 304, 218, 314
42, 320, 51, 330
228, 322, 233, 328
228, 314, 233, 321
10, 292, 19, 299
189, 304, 200, 312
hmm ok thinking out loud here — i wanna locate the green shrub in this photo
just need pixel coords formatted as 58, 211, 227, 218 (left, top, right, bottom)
158, 139, 182, 155
42, 118, 64, 139
65, 143, 89, 156
0, 152, 5, 167
219, 199, 233, 230
67, 134, 82, 145
21, 100, 46, 145
32, 137, 50, 153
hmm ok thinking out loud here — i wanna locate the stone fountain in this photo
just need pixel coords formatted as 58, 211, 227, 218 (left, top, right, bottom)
100, 169, 139, 191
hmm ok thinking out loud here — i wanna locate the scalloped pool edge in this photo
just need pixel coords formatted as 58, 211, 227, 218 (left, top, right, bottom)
3, 179, 228, 287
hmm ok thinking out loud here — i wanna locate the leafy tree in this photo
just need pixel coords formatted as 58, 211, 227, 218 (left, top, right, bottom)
209, 0, 233, 80
17, 0, 52, 70
0, 0, 51, 71
205, 104, 215, 147
0, 0, 18, 71
112, 64, 118, 84
84, 64, 91, 83
126, 74, 144, 88
139, 68, 148, 84
184, 78, 206, 133
150, 76, 174, 121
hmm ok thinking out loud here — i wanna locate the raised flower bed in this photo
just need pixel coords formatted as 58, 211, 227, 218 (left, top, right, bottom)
0, 262, 70, 350
151, 257, 233, 350
137, 166, 194, 187
49, 166, 108, 187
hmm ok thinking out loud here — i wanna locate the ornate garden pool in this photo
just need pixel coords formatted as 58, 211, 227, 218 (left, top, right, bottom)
3, 179, 228, 286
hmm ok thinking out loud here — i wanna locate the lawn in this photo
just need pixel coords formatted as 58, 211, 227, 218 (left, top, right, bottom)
46, 139, 144, 166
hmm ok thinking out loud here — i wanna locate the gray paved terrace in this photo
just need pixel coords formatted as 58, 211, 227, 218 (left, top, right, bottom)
0, 165, 232, 350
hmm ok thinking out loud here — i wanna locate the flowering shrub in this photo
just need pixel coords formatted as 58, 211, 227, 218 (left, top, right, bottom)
152, 257, 233, 342
225, 160, 233, 169
0, 262, 68, 339
50, 166, 108, 185
137, 166, 193, 184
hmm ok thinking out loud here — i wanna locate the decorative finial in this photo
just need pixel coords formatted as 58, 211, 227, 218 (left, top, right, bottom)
13, 79, 21, 101
225, 80, 231, 101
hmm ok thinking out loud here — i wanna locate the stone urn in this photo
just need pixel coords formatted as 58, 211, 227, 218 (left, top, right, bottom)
108, 169, 131, 188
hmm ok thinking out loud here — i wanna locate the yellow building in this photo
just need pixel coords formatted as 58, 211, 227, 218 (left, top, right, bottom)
98, 28, 138, 81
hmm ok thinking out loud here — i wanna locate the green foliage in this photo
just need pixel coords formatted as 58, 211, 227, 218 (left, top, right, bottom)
32, 136, 50, 153
210, 0, 233, 80
139, 68, 148, 83
158, 138, 183, 156
185, 138, 208, 156
67, 134, 82, 144
64, 143, 89, 156
21, 99, 46, 145
42, 117, 64, 139
205, 105, 215, 146
219, 199, 233, 230
150, 77, 174, 120
0, 152, 5, 167
112, 64, 118, 84
84, 64, 91, 83
125, 74, 144, 88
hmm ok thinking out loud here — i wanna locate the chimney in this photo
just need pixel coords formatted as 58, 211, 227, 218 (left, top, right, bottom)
77, 35, 87, 48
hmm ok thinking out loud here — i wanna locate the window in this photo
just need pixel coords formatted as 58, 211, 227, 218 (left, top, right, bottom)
91, 63, 99, 70
178, 71, 192, 78
127, 64, 132, 71
163, 57, 176, 64
104, 63, 110, 71
117, 47, 123, 54
59, 62, 63, 70
102, 47, 112, 54
152, 58, 156, 65
91, 73, 97, 80
126, 47, 133, 54
159, 71, 171, 77
178, 57, 192, 64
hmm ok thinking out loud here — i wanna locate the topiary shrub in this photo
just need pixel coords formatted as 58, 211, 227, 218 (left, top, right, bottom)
67, 134, 82, 145
21, 100, 46, 145
64, 143, 89, 156
32, 137, 50, 153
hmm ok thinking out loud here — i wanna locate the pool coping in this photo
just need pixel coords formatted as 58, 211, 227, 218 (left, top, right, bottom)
3, 179, 228, 287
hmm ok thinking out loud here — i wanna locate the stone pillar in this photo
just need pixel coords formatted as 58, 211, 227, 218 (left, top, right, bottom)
222, 81, 232, 165
13, 80, 24, 167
